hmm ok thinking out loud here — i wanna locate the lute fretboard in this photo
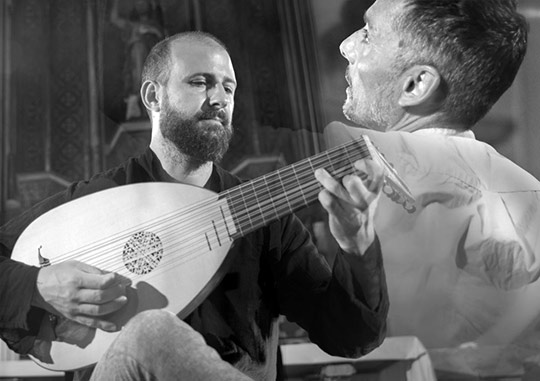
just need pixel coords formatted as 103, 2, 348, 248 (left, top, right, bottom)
220, 138, 370, 238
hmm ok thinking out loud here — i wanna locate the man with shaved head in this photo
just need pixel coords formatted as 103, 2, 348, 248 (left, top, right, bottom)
0, 31, 389, 381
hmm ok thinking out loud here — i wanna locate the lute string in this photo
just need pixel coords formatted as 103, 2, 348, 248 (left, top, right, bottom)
82, 145, 365, 276
93, 143, 370, 277
47, 139, 372, 276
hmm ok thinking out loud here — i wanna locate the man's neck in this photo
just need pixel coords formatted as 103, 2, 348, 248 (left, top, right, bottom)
387, 113, 469, 133
149, 141, 213, 187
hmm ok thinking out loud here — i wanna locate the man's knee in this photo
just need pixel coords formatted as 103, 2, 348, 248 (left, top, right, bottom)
124, 310, 191, 341
116, 310, 206, 353
127, 310, 178, 334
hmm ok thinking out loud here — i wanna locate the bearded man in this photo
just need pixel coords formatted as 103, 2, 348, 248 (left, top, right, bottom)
0, 31, 389, 381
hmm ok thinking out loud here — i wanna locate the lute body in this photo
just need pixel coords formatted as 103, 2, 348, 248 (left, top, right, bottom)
14, 183, 233, 371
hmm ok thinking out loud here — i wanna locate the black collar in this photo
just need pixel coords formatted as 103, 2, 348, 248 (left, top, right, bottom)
138, 148, 228, 193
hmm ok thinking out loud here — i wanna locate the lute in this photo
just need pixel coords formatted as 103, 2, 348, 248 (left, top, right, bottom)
11, 135, 414, 371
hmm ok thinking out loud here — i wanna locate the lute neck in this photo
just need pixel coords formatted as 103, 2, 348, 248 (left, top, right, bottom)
220, 138, 371, 238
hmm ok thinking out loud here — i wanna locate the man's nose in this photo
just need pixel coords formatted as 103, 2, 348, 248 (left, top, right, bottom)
340, 33, 357, 61
208, 85, 229, 108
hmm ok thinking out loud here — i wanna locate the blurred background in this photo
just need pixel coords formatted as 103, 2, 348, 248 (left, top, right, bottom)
0, 0, 539, 379
1, 0, 539, 220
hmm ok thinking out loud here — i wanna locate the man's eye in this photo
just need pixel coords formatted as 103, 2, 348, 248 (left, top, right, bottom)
224, 86, 234, 94
191, 81, 206, 87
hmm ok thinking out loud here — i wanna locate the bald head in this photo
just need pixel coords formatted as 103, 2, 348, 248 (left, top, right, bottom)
142, 31, 229, 87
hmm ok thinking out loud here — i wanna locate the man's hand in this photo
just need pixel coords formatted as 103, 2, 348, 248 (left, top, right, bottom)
33, 260, 131, 332
314, 159, 384, 256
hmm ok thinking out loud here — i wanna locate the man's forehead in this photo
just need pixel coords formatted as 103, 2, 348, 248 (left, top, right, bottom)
169, 40, 235, 80
170, 38, 225, 55
368, 0, 406, 21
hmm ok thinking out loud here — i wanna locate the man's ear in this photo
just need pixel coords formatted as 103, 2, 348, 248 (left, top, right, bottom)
398, 65, 441, 107
141, 80, 161, 113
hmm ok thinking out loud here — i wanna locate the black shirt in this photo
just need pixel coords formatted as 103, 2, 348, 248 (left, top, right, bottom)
0, 148, 388, 380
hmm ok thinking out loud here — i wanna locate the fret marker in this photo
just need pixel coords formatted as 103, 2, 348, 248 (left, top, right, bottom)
219, 206, 233, 240
212, 221, 222, 246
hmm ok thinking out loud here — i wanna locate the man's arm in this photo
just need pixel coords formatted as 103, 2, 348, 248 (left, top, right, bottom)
0, 183, 130, 354
315, 158, 385, 309
275, 215, 388, 358
276, 158, 388, 357
0, 256, 40, 330
0, 193, 67, 333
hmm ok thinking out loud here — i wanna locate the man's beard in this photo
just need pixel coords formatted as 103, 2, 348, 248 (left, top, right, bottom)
343, 85, 397, 131
344, 95, 388, 131
159, 101, 233, 166
343, 67, 399, 131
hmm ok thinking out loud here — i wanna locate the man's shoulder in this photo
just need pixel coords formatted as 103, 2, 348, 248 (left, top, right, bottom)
70, 153, 152, 199
212, 164, 243, 191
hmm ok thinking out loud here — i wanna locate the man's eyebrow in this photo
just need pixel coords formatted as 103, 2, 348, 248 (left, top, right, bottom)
190, 73, 237, 86
224, 76, 237, 86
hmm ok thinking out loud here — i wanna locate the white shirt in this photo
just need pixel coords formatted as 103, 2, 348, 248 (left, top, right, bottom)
325, 122, 540, 374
